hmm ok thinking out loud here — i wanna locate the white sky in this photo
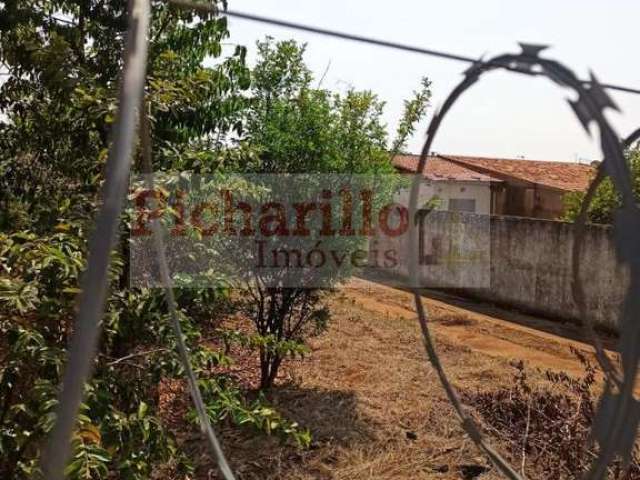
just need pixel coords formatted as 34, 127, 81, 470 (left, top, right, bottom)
220, 0, 640, 163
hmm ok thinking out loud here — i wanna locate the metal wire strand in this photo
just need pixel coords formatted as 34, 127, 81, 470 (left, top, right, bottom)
36, 0, 640, 478
167, 0, 640, 96
408, 49, 637, 480
570, 128, 640, 389
40, 0, 150, 478
138, 103, 236, 480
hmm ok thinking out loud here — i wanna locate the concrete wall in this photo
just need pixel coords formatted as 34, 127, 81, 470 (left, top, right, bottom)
370, 211, 491, 290
468, 215, 629, 331
373, 212, 630, 331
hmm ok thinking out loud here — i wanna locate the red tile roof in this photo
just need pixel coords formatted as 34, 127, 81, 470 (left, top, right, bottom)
441, 155, 595, 192
392, 154, 596, 192
392, 154, 501, 183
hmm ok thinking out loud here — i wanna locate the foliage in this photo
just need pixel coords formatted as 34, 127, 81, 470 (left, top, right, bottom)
0, 226, 185, 478
390, 76, 432, 155
240, 288, 329, 389
235, 38, 430, 388
563, 148, 640, 224
0, 0, 251, 230
190, 376, 312, 448
0, 2, 435, 476
463, 350, 640, 479
0, 2, 306, 478
0, 223, 309, 478
244, 38, 394, 175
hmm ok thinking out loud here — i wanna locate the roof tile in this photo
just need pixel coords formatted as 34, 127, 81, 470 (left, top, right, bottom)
392, 154, 596, 192
442, 155, 596, 192
392, 155, 501, 183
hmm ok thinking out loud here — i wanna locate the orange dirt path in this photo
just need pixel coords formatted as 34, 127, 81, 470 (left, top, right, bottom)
343, 278, 616, 378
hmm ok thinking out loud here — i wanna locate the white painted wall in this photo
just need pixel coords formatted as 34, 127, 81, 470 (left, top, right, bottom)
395, 178, 493, 214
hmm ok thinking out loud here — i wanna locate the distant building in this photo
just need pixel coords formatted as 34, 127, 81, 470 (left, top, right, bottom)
392, 155, 499, 215
392, 154, 595, 219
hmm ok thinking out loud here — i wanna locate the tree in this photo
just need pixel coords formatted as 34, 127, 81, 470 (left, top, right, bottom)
563, 147, 640, 224
235, 38, 432, 389
0, 3, 308, 478
0, 0, 250, 230
391, 77, 432, 155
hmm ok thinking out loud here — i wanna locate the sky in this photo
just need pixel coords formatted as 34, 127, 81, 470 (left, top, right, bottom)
217, 0, 640, 163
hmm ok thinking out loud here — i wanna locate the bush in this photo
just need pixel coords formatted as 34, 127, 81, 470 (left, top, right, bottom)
235, 38, 431, 390
237, 288, 329, 389
563, 148, 640, 224
463, 349, 640, 479
0, 227, 308, 478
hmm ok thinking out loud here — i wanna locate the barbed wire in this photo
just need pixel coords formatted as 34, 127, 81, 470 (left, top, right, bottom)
407, 45, 640, 479
571, 127, 640, 389
139, 102, 236, 480
626, 128, 640, 148
40, 0, 151, 478
168, 0, 640, 96
40, 0, 640, 478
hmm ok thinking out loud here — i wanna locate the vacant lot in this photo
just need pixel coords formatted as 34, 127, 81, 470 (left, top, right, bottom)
185, 279, 612, 479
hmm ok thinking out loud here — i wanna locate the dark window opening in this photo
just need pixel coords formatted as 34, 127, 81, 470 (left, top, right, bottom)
449, 198, 476, 213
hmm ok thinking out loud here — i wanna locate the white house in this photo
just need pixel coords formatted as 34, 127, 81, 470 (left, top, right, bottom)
393, 154, 499, 214
393, 154, 595, 219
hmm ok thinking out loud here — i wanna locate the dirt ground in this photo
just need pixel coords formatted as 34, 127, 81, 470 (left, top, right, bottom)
195, 278, 615, 480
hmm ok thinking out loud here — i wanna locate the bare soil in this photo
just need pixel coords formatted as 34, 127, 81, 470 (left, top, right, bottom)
192, 279, 615, 479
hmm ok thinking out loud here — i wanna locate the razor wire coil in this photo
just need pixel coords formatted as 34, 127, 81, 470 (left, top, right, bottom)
408, 47, 640, 480
40, 1, 640, 479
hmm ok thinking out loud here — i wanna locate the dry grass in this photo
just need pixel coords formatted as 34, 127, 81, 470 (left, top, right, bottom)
181, 280, 609, 479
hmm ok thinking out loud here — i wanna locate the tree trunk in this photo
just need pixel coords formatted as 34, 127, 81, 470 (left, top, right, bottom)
259, 351, 283, 390
266, 356, 282, 388
259, 348, 270, 389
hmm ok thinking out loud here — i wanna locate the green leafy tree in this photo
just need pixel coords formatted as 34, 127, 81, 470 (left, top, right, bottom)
563, 147, 640, 224
390, 76, 432, 155
0, 3, 305, 478
0, 0, 250, 230
236, 38, 431, 389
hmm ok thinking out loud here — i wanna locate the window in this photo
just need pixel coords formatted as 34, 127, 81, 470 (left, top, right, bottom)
448, 198, 476, 213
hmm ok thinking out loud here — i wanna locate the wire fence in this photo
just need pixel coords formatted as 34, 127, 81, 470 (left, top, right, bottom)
40, 1, 640, 479
407, 48, 640, 480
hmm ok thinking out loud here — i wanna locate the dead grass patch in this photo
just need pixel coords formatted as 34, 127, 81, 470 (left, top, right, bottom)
184, 281, 618, 479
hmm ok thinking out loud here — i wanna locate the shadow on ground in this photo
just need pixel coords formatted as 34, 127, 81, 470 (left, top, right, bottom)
420, 288, 619, 349
268, 385, 375, 444
196, 385, 377, 480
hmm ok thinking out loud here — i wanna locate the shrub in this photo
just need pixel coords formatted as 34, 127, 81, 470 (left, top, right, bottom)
463, 350, 640, 479
0, 227, 308, 478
